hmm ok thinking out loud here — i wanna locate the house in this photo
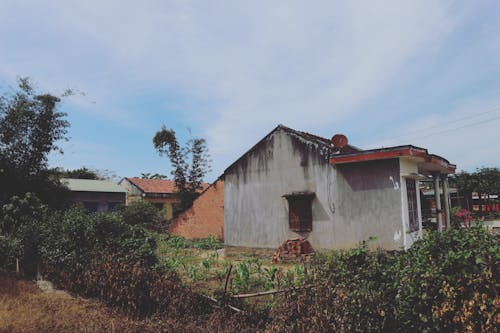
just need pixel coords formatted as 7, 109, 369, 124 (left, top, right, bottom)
118, 177, 209, 220
61, 178, 126, 212
170, 179, 224, 240
223, 125, 455, 251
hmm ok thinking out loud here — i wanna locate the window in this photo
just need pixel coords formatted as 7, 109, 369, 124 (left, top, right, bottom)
283, 192, 315, 232
406, 179, 419, 232
154, 203, 164, 210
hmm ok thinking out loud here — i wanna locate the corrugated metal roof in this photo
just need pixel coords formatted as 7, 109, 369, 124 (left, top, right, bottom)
61, 178, 126, 193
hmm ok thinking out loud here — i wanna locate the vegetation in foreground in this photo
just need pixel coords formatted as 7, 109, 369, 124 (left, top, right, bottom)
2, 212, 499, 332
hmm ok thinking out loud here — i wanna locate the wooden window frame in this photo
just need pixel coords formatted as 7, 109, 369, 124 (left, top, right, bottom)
406, 178, 419, 232
283, 192, 315, 232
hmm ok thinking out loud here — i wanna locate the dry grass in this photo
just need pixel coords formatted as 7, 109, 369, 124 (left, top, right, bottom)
0, 273, 176, 332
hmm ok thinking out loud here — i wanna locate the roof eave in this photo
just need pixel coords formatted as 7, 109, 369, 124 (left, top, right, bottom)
330, 146, 456, 175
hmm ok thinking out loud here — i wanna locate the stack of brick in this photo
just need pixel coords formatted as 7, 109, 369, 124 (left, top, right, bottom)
272, 238, 314, 263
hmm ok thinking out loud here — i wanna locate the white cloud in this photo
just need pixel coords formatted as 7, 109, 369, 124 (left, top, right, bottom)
1, 0, 497, 177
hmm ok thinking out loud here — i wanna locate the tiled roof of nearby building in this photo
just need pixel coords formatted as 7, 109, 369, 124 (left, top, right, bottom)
125, 177, 209, 194
61, 178, 126, 193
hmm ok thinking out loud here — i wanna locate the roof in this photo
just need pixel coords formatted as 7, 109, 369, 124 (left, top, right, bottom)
61, 178, 126, 193
330, 145, 456, 174
123, 177, 209, 194
224, 124, 360, 175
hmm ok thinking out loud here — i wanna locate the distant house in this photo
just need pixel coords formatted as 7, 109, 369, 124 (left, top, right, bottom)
223, 125, 456, 251
118, 177, 209, 220
61, 178, 126, 212
170, 179, 224, 240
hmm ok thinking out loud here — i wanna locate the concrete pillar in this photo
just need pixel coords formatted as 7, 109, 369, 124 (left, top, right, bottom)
442, 176, 451, 230
433, 174, 443, 232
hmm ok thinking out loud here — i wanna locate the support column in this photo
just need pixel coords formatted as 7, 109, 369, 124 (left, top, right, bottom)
442, 175, 451, 230
433, 174, 443, 232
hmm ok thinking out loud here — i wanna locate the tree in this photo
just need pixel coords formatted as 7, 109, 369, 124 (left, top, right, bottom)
0, 77, 70, 207
452, 167, 500, 215
50, 167, 103, 180
153, 126, 210, 215
140, 172, 168, 180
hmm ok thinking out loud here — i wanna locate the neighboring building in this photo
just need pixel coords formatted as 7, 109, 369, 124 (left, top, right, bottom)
223, 125, 456, 251
170, 179, 224, 240
61, 178, 126, 212
118, 177, 209, 220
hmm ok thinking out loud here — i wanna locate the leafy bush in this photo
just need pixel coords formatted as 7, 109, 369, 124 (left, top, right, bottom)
0, 193, 48, 274
120, 200, 164, 230
268, 227, 499, 332
391, 226, 499, 332
40, 206, 158, 271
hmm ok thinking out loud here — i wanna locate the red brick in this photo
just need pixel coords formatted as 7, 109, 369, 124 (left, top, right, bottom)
169, 179, 224, 240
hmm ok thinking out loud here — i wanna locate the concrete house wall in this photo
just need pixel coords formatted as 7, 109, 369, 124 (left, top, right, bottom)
224, 127, 409, 251
334, 159, 404, 249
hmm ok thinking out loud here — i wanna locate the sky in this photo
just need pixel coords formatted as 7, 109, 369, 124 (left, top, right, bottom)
1, 0, 500, 182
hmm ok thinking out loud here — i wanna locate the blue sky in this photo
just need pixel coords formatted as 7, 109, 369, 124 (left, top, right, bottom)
1, 0, 499, 182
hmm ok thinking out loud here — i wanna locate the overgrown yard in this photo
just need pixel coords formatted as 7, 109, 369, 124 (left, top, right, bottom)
156, 235, 306, 297
1, 198, 498, 332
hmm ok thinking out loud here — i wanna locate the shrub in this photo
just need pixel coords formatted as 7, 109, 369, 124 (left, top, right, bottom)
121, 201, 164, 230
268, 227, 499, 332
391, 225, 499, 332
0, 193, 48, 275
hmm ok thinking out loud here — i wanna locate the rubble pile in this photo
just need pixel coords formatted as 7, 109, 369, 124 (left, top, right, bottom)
272, 238, 314, 263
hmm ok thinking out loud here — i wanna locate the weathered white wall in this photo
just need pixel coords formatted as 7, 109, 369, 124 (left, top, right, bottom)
334, 159, 404, 250
224, 128, 407, 251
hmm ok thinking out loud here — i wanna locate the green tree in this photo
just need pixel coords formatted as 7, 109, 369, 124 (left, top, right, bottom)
140, 172, 168, 179
153, 127, 210, 215
50, 167, 103, 180
0, 77, 70, 207
452, 167, 500, 214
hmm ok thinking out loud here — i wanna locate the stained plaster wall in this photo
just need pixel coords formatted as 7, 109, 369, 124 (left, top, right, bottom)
335, 159, 404, 250
224, 128, 407, 250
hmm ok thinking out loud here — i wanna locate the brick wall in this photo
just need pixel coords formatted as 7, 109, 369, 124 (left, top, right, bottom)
169, 179, 224, 240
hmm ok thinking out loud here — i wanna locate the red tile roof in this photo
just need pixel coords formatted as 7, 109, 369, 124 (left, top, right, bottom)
125, 177, 209, 194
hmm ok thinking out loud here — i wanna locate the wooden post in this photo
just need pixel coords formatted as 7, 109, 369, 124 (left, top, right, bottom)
442, 176, 451, 230
15, 258, 19, 274
433, 174, 443, 232
224, 264, 233, 293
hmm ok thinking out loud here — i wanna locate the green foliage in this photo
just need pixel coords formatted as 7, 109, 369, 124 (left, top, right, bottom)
0, 193, 48, 273
232, 262, 251, 294
121, 200, 164, 229
153, 126, 210, 215
193, 234, 223, 250
166, 235, 188, 249
452, 167, 500, 218
268, 227, 499, 332
49, 166, 103, 180
0, 78, 70, 208
140, 172, 168, 179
